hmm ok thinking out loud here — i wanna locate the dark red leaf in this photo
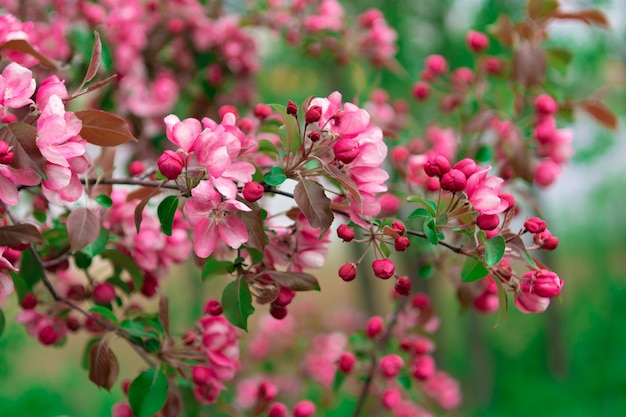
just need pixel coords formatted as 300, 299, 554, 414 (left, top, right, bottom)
488, 14, 514, 47
553, 9, 610, 27
293, 179, 333, 234
88, 340, 119, 391
526, 0, 559, 20
580, 100, 618, 130
0, 122, 45, 177
80, 31, 102, 89
262, 270, 320, 291
0, 39, 56, 68
238, 200, 266, 251
512, 42, 546, 88
67, 208, 100, 253
0, 224, 43, 247
75, 110, 138, 147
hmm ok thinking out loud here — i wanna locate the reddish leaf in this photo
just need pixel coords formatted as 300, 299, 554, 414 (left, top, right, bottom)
488, 14, 514, 47
80, 31, 102, 90
161, 386, 182, 417
0, 122, 45, 177
88, 340, 119, 391
526, 0, 559, 20
134, 184, 164, 233
0, 224, 44, 247
512, 42, 546, 88
0, 39, 56, 68
127, 186, 161, 202
294, 179, 333, 234
75, 110, 138, 147
580, 100, 618, 130
262, 270, 320, 291
67, 208, 100, 253
553, 9, 610, 27
238, 200, 266, 251
508, 129, 534, 183
159, 296, 172, 342
322, 163, 362, 207
68, 75, 117, 101
89, 147, 116, 198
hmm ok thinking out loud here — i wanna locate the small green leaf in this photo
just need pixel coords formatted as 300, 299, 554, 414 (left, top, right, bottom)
81, 227, 109, 258
222, 279, 255, 331
436, 212, 448, 226
406, 196, 438, 216
18, 250, 43, 288
120, 319, 159, 339
423, 218, 439, 245
95, 194, 113, 208
269, 104, 300, 153
474, 145, 494, 163
74, 251, 93, 269
332, 370, 346, 393
264, 167, 287, 186
128, 368, 168, 417
379, 242, 391, 258
257, 139, 280, 156
101, 250, 144, 290
418, 264, 434, 279
484, 235, 506, 266
461, 257, 490, 283
202, 258, 234, 280
88, 305, 119, 325
407, 207, 430, 220
397, 375, 412, 390
157, 195, 179, 236
0, 309, 5, 339
246, 247, 264, 265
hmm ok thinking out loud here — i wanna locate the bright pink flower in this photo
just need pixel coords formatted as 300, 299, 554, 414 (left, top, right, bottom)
0, 62, 36, 109
303, 332, 347, 387
514, 292, 550, 313
379, 354, 404, 378
183, 180, 250, 258
519, 269, 563, 298
466, 30, 489, 53
421, 371, 462, 410
293, 400, 316, 417
382, 388, 402, 409
411, 354, 436, 380
304, 0, 344, 32
36, 95, 85, 167
164, 114, 202, 152
366, 315, 384, 338
534, 159, 561, 187
36, 75, 67, 109
465, 167, 509, 215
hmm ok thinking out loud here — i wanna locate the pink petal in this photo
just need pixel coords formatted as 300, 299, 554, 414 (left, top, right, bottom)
194, 218, 218, 258
218, 216, 248, 249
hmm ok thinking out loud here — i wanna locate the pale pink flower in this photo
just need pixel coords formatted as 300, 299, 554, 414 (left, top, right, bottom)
421, 371, 462, 410
465, 167, 509, 215
0, 271, 14, 307
184, 180, 250, 258
0, 161, 40, 206
36, 75, 68, 109
164, 114, 202, 152
36, 95, 85, 167
0, 62, 36, 109
514, 292, 550, 313
302, 332, 347, 387
304, 0, 344, 32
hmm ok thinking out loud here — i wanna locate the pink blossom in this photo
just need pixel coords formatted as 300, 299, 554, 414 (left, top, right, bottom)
302, 332, 347, 387
514, 292, 550, 313
36, 75, 67, 109
379, 354, 404, 378
534, 159, 561, 187
184, 180, 250, 258
304, 0, 344, 32
0, 159, 40, 206
36, 95, 85, 167
465, 167, 509, 215
0, 271, 14, 307
0, 62, 36, 110
421, 371, 462, 410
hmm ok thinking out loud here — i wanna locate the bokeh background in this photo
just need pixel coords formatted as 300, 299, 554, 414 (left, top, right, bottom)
1, 0, 626, 416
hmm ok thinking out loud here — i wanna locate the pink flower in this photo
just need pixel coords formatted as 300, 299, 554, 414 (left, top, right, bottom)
184, 180, 250, 258
302, 332, 347, 387
519, 269, 563, 298
534, 159, 561, 187
379, 354, 404, 378
0, 62, 36, 109
465, 167, 509, 215
0, 271, 14, 307
514, 292, 550, 313
421, 371, 462, 410
36, 95, 85, 167
36, 75, 68, 109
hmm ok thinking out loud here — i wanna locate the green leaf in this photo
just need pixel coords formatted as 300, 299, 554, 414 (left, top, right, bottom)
546, 48, 572, 76
18, 250, 43, 288
257, 139, 280, 156
157, 195, 179, 236
423, 218, 439, 245
379, 241, 391, 258
0, 309, 5, 339
436, 212, 448, 226
81, 227, 109, 258
418, 264, 434, 279
406, 196, 437, 216
128, 368, 168, 417
246, 247, 264, 265
101, 250, 144, 290
95, 194, 113, 208
120, 319, 160, 339
407, 207, 430, 221
397, 375, 412, 390
264, 167, 287, 186
484, 235, 506, 266
474, 145, 494, 163
269, 104, 300, 153
202, 258, 234, 280
221, 279, 255, 331
461, 257, 490, 283
74, 251, 93, 269
332, 370, 346, 393
88, 305, 119, 325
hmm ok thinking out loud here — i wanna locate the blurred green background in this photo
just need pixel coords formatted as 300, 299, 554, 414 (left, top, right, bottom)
1, 0, 626, 416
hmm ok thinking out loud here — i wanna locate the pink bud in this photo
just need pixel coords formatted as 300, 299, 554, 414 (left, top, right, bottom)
452, 67, 474, 87
391, 221, 406, 235
158, 150, 184, 180
466, 30, 490, 53
390, 146, 410, 164
411, 355, 436, 380
204, 299, 223, 316
358, 9, 383, 27
411, 81, 431, 101
440, 169, 467, 192
268, 402, 288, 417
338, 352, 356, 373
305, 105, 322, 124
395, 276, 411, 296
243, 181, 264, 202
534, 117, 557, 144
379, 354, 404, 378
543, 236, 559, 250
534, 160, 561, 187
112, 403, 133, 417
337, 224, 355, 242
308, 130, 321, 142
394, 237, 411, 252
476, 213, 499, 231
366, 315, 384, 339
379, 193, 401, 215
338, 263, 357, 282
192, 366, 210, 385
483, 56, 504, 75
520, 269, 563, 298
425, 54, 448, 74
524, 217, 547, 233
372, 259, 395, 279
333, 139, 360, 164
411, 292, 431, 309
499, 193, 516, 211
424, 155, 451, 178
270, 305, 288, 320
128, 161, 144, 176
219, 105, 239, 119
453, 158, 479, 178
253, 103, 272, 120
38, 324, 58, 346
293, 400, 315, 417
273, 286, 296, 307
20, 293, 37, 309
473, 291, 499, 313
381, 388, 402, 409
121, 379, 131, 395
258, 381, 278, 403
93, 283, 116, 304
286, 100, 298, 116
534, 94, 558, 115
237, 117, 254, 133
439, 94, 464, 113
514, 292, 550, 314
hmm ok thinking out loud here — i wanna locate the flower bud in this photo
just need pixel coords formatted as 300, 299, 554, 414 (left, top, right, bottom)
483, 56, 503, 74
338, 262, 357, 282
453, 158, 479, 178
308, 130, 321, 142
379, 193, 401, 215
286, 100, 298, 116
270, 304, 288, 320
204, 299, 223, 316
395, 276, 411, 296
192, 366, 210, 385
379, 354, 404, 378
543, 236, 559, 250
473, 291, 499, 313
337, 224, 355, 242
425, 54, 448, 74
293, 400, 315, 417
338, 352, 356, 373
499, 193, 516, 211
93, 283, 116, 305
411, 292, 431, 309
268, 403, 288, 417
520, 269, 563, 298
534, 94, 558, 115
128, 161, 144, 176
514, 293, 550, 314
253, 103, 272, 120
424, 155, 450, 178
273, 286, 295, 307
20, 293, 38, 309
372, 259, 395, 279
333, 139, 360, 164
112, 403, 133, 417
218, 105, 239, 119
466, 30, 490, 53
440, 169, 467, 192
391, 221, 406, 235
381, 389, 402, 409
38, 324, 59, 346
411, 81, 431, 101
305, 105, 322, 124
158, 150, 185, 180
394, 237, 411, 252
366, 315, 384, 339
243, 181, 264, 202
452, 67, 474, 87
258, 381, 278, 403
411, 355, 436, 380
524, 217, 547, 233
534, 160, 561, 187
476, 213, 499, 231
